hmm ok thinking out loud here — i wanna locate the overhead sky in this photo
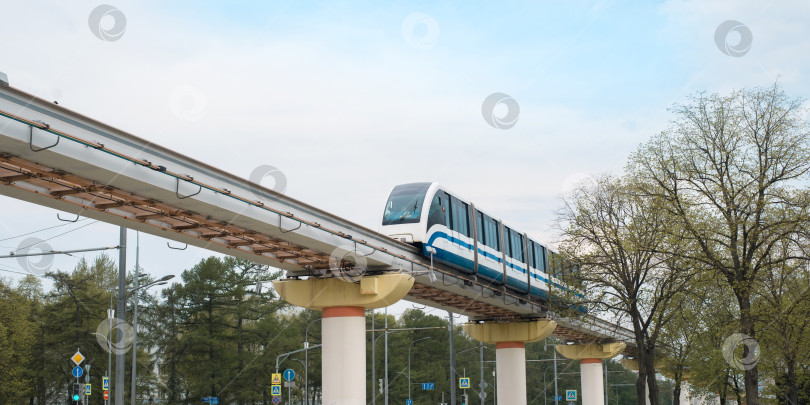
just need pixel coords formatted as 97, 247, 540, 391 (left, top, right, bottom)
1, 1, 809, 316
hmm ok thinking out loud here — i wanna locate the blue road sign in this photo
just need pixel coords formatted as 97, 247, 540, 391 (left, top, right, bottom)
406, 399, 413, 405
211, 398, 219, 405
271, 385, 282, 396
422, 382, 435, 390
283, 369, 295, 381
102, 376, 110, 390
202, 397, 210, 402
566, 390, 577, 400
72, 366, 84, 378
459, 377, 470, 389
272, 396, 281, 405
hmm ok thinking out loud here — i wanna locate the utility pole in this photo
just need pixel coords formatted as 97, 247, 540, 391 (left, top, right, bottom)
115, 227, 126, 405
479, 342, 485, 405
371, 309, 376, 405
131, 231, 139, 405
553, 347, 559, 405
384, 307, 389, 405
448, 311, 456, 405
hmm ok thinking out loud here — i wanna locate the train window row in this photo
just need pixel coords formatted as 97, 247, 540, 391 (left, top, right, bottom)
422, 187, 580, 278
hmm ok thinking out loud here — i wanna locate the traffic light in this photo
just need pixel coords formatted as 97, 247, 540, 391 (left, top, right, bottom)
378, 378, 384, 394
72, 383, 81, 401
461, 393, 468, 405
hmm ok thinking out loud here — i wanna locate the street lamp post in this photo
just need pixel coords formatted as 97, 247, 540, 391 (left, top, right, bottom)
371, 309, 375, 405
408, 337, 431, 400
448, 311, 456, 405
385, 307, 389, 405
115, 227, 127, 405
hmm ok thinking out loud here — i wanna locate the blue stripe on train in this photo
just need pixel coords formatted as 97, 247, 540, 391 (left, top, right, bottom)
425, 232, 544, 293
422, 236, 587, 313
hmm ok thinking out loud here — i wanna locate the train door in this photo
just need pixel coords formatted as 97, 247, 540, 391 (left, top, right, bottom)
449, 195, 473, 273
508, 229, 528, 293
426, 190, 450, 254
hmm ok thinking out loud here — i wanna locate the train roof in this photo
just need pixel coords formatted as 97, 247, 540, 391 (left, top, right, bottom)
390, 182, 555, 251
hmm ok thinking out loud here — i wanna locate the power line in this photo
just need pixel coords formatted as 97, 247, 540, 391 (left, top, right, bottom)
0, 217, 91, 242
15, 220, 99, 251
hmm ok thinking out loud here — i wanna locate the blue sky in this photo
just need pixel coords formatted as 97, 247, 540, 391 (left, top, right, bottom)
1, 0, 809, 313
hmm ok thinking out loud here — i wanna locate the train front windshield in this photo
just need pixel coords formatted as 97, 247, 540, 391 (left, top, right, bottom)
382, 183, 431, 225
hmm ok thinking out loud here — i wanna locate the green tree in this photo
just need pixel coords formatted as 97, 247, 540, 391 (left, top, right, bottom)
628, 82, 810, 404
756, 253, 810, 404
0, 278, 36, 403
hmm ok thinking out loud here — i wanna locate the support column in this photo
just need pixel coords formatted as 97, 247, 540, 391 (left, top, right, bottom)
274, 274, 414, 405
463, 319, 557, 405
322, 306, 366, 403
496, 342, 527, 403
556, 343, 626, 405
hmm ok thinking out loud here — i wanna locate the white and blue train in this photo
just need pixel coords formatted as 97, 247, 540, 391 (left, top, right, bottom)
380, 182, 581, 307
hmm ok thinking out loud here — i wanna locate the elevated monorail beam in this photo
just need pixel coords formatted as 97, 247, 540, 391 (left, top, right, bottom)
0, 83, 635, 349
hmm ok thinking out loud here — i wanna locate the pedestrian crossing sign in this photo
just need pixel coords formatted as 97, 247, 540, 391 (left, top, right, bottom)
459, 377, 470, 389
566, 390, 577, 400
271, 385, 281, 396
271, 373, 282, 385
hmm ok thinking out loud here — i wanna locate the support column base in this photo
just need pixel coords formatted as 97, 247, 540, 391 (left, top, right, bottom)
556, 343, 626, 405
463, 320, 556, 405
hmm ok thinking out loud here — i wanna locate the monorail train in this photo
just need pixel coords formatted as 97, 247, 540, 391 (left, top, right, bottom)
380, 182, 581, 305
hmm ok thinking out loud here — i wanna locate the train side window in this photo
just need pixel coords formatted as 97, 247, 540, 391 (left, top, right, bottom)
548, 251, 559, 277
535, 243, 546, 271
482, 215, 500, 251
427, 193, 446, 229
450, 197, 470, 237
512, 231, 525, 262
504, 227, 513, 258
528, 239, 535, 269
504, 228, 524, 262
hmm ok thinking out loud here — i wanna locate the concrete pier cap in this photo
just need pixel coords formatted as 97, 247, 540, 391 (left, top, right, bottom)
555, 342, 626, 360
272, 273, 414, 310
463, 319, 557, 345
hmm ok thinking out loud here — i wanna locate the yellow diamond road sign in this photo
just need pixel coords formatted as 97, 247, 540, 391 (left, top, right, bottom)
71, 351, 85, 366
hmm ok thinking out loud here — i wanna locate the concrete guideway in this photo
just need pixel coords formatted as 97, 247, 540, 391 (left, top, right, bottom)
0, 82, 635, 346
0, 81, 642, 403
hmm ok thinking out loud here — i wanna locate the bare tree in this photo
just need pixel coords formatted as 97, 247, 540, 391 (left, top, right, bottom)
556, 174, 694, 405
628, 82, 810, 404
